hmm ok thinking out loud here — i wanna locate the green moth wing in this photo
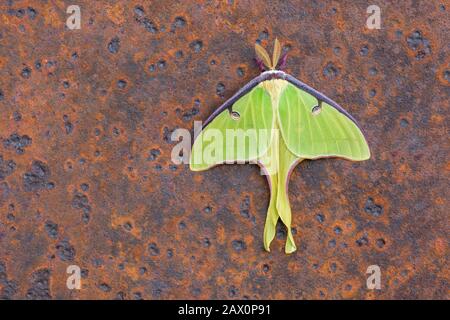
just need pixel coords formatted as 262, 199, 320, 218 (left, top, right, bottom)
278, 83, 370, 160
190, 86, 273, 171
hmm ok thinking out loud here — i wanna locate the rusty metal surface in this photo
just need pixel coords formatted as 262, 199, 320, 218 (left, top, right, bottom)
0, 0, 448, 300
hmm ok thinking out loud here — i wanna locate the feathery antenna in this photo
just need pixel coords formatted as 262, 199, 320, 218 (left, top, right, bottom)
254, 38, 287, 71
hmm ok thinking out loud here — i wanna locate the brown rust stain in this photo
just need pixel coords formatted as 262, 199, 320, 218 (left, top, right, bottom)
0, 0, 448, 300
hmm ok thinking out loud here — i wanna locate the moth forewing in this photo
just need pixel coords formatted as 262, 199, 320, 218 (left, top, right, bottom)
224, 128, 259, 164
202, 129, 224, 166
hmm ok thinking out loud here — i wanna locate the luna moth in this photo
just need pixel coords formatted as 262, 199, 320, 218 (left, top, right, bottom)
189, 39, 370, 254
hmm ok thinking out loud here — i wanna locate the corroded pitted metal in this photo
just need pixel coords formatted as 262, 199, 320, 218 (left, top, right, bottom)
0, 1, 448, 299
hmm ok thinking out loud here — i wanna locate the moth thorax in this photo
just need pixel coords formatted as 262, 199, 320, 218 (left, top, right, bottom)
259, 79, 288, 101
